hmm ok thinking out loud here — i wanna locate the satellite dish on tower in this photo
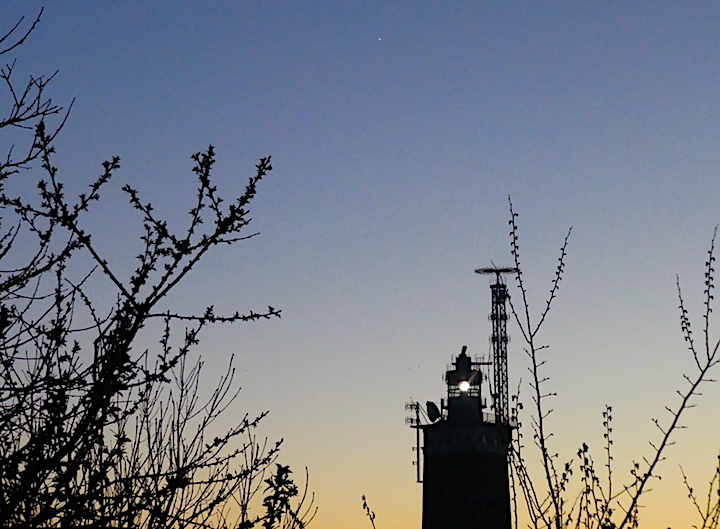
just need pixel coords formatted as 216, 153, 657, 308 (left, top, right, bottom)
426, 401, 441, 422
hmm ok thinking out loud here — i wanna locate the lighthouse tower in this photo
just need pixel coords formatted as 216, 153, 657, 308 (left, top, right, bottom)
409, 267, 516, 529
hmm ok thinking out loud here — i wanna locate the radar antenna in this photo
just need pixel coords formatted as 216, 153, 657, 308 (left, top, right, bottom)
475, 266, 518, 425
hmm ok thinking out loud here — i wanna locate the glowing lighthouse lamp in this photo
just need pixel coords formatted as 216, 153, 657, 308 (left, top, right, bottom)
443, 346, 483, 403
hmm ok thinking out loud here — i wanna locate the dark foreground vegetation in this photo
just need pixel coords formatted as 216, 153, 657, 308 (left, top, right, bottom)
0, 10, 313, 528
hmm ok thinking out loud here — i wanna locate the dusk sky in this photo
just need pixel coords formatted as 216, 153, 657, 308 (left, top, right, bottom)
5, 2, 720, 527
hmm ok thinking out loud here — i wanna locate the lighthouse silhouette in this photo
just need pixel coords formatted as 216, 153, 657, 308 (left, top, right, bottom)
408, 267, 516, 529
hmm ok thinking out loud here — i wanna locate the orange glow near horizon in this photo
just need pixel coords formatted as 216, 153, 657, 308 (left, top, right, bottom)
5, 1, 720, 527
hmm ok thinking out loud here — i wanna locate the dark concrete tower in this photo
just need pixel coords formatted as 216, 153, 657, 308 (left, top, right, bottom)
412, 268, 516, 529
419, 347, 511, 529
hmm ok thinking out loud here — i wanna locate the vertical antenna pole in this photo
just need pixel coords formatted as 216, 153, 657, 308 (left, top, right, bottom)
405, 401, 423, 483
415, 404, 422, 483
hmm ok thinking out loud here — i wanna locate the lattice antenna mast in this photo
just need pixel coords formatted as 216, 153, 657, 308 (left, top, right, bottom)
475, 267, 517, 426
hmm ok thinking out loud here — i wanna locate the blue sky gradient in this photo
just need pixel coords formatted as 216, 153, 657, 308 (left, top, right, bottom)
4, 2, 720, 526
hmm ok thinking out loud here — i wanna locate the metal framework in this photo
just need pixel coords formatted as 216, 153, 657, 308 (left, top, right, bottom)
475, 267, 517, 426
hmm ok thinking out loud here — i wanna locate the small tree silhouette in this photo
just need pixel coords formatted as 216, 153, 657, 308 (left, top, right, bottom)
0, 10, 314, 528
